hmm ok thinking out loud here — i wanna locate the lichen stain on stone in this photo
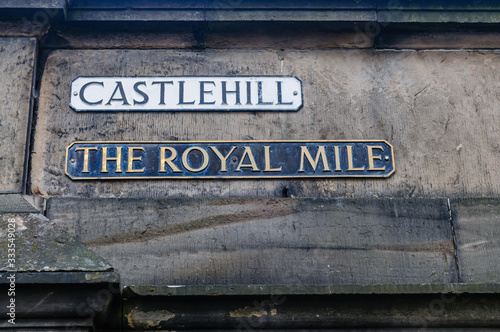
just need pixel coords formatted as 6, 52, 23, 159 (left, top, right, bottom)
229, 306, 268, 318
126, 307, 175, 329
15, 216, 27, 231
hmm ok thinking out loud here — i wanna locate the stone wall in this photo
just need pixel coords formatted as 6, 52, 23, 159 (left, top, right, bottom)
1, 1, 500, 330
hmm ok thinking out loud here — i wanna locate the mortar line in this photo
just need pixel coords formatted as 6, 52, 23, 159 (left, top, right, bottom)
448, 198, 462, 283
22, 38, 39, 196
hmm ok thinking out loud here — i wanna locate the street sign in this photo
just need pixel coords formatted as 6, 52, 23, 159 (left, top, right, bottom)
65, 140, 395, 180
70, 76, 303, 112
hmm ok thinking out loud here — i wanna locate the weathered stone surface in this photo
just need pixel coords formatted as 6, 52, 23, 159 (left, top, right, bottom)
377, 32, 500, 50
0, 0, 65, 9
47, 197, 455, 286
452, 198, 500, 283
21, 194, 45, 212
0, 21, 50, 37
32, 49, 500, 199
44, 29, 202, 49
0, 194, 39, 213
0, 213, 112, 272
381, 11, 500, 24
69, 0, 376, 9
0, 37, 36, 193
207, 29, 372, 49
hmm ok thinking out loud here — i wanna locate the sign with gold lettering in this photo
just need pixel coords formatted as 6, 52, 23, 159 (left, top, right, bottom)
65, 141, 395, 180
70, 77, 302, 111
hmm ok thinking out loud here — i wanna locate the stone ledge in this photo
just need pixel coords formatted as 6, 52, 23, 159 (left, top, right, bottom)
121, 291, 500, 330
0, 271, 120, 331
0, 194, 39, 214
47, 197, 456, 286
0, 213, 113, 272
0, 271, 119, 284
3, 1, 500, 25
126, 282, 500, 297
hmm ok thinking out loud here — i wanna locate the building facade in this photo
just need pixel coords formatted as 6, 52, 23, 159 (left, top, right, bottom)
1, 1, 500, 331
